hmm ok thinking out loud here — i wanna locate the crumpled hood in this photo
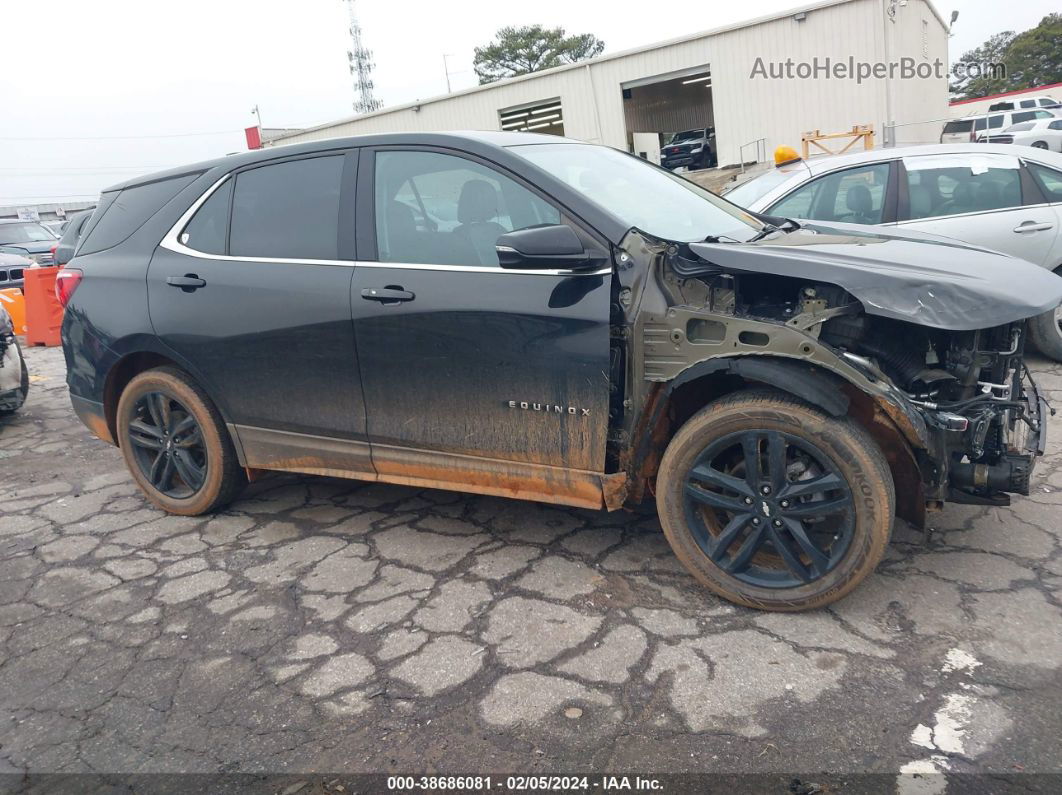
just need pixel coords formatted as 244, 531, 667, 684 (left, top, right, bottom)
688, 221, 1062, 330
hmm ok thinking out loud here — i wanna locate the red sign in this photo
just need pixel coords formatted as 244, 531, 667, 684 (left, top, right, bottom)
245, 126, 262, 150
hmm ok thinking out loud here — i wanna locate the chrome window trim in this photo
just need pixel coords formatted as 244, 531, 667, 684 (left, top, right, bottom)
160, 174, 610, 277
355, 261, 612, 276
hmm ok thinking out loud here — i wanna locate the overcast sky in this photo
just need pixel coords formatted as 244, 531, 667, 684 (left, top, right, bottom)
1, 0, 1056, 205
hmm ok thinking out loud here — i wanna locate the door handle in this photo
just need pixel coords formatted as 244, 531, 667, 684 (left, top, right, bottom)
1013, 222, 1054, 233
361, 286, 414, 303
166, 274, 206, 290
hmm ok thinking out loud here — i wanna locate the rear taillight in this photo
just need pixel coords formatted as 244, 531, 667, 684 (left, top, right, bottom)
55, 268, 83, 307
50, 243, 58, 258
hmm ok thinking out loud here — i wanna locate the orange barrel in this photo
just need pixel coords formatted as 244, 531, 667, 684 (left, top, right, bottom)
23, 267, 63, 346
0, 288, 27, 335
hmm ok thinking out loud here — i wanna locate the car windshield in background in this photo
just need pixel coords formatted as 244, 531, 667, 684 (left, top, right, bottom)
723, 168, 797, 209
0, 222, 57, 244
513, 143, 762, 243
669, 129, 704, 144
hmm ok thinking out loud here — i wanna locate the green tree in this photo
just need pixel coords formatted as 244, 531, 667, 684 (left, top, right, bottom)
473, 25, 605, 84
950, 30, 1015, 99
1003, 13, 1062, 90
951, 14, 1062, 99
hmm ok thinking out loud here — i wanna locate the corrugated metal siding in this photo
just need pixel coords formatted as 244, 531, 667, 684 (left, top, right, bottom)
270, 0, 948, 168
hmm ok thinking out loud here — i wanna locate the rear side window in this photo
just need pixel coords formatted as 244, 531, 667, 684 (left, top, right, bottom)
903, 154, 1022, 219
180, 180, 233, 255
229, 156, 343, 260
1012, 111, 1036, 123
79, 173, 198, 255
988, 115, 1005, 129
974, 117, 988, 131
1020, 99, 1036, 108
943, 120, 972, 133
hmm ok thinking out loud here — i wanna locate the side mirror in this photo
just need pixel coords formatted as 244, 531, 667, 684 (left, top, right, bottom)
496, 225, 600, 270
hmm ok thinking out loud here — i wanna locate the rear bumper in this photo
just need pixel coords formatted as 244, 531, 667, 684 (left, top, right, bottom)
71, 393, 114, 444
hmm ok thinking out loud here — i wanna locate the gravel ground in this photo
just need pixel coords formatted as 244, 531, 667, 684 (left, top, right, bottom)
1, 345, 1061, 792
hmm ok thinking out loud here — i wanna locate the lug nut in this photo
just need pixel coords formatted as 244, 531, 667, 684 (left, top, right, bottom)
780, 499, 790, 509
743, 496, 754, 505
773, 519, 784, 528
761, 485, 772, 495
751, 517, 761, 526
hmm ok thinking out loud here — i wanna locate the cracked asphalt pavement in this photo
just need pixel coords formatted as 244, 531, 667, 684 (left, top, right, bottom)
2, 345, 1062, 788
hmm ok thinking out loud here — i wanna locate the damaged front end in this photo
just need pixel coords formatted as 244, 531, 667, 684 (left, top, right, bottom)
615, 222, 1060, 523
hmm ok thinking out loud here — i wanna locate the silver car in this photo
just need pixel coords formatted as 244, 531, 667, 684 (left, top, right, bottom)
724, 143, 1062, 358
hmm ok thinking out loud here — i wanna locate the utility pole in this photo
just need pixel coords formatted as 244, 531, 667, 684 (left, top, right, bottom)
343, 0, 383, 115
251, 105, 263, 129
443, 54, 453, 93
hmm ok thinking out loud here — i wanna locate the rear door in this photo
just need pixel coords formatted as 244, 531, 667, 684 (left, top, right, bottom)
349, 146, 612, 503
149, 150, 372, 473
897, 152, 1059, 266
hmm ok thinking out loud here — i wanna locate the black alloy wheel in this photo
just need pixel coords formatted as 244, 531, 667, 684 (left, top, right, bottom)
126, 391, 207, 498
682, 429, 855, 588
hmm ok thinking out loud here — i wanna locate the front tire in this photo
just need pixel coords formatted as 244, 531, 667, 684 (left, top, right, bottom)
656, 392, 894, 611
1028, 268, 1062, 361
1032, 141, 1049, 150
0, 339, 29, 414
117, 367, 246, 515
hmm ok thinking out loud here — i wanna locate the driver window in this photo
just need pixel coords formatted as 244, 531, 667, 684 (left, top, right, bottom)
374, 150, 560, 267
768, 163, 889, 225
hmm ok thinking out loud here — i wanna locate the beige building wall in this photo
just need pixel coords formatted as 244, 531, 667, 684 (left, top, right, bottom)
270, 0, 949, 167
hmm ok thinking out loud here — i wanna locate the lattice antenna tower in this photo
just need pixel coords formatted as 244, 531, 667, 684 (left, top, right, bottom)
344, 0, 382, 114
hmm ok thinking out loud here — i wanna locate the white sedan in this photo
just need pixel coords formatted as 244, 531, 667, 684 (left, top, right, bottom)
991, 118, 1062, 152
723, 143, 1062, 358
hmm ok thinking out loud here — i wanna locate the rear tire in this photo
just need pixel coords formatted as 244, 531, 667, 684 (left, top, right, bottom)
117, 367, 246, 515
656, 391, 894, 611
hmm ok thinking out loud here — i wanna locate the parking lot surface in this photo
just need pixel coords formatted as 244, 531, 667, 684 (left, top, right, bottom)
2, 345, 1061, 789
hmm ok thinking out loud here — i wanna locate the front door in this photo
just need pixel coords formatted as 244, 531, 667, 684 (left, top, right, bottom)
350, 147, 612, 505
148, 151, 372, 473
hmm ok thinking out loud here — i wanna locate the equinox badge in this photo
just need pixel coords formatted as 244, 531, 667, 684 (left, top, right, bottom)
508, 400, 590, 416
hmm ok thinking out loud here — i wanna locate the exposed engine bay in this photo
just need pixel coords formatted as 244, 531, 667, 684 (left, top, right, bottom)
733, 272, 1048, 504
621, 228, 1054, 515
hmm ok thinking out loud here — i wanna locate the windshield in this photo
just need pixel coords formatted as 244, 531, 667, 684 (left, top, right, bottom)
0, 222, 57, 244
513, 143, 763, 243
723, 168, 799, 209
669, 129, 704, 144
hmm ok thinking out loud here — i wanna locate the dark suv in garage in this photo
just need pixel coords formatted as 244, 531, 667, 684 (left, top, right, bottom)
59, 131, 1057, 611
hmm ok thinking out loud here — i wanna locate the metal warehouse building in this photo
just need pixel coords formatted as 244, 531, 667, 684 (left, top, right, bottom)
269, 0, 950, 167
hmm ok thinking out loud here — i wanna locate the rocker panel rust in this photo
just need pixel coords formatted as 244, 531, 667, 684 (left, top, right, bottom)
233, 423, 619, 510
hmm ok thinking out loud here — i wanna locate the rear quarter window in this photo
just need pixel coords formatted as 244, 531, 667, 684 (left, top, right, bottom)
78, 173, 199, 255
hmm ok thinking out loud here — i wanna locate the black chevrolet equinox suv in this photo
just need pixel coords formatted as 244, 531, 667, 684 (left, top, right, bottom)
60, 131, 1058, 610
